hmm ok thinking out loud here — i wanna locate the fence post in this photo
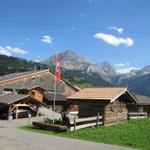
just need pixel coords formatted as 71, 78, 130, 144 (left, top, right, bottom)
28, 113, 31, 125
146, 112, 148, 118
74, 115, 76, 132
97, 112, 99, 127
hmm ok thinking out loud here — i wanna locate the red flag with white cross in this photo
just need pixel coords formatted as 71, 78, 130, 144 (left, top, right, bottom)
56, 53, 61, 81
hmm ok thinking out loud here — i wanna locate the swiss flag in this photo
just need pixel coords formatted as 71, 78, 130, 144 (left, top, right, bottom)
56, 53, 61, 81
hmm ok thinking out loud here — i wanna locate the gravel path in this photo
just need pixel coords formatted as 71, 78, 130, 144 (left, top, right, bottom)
0, 119, 135, 150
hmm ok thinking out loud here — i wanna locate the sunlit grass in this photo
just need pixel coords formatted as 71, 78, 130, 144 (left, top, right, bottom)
20, 119, 150, 150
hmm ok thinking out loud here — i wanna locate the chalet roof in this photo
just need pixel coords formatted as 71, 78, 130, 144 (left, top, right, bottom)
44, 92, 67, 102
67, 87, 130, 102
19, 85, 46, 91
0, 70, 48, 83
0, 93, 43, 105
0, 69, 79, 92
135, 95, 150, 105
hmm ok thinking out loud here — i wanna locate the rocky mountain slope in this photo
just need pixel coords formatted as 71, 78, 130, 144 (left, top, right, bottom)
113, 66, 150, 96
43, 50, 116, 82
120, 74, 150, 96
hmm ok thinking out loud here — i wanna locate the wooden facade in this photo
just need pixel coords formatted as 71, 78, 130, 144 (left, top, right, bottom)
67, 88, 137, 125
29, 87, 44, 102
127, 95, 150, 118
127, 104, 150, 117
43, 92, 67, 113
67, 99, 129, 125
0, 69, 78, 95
104, 99, 128, 124
0, 69, 79, 119
18, 86, 46, 102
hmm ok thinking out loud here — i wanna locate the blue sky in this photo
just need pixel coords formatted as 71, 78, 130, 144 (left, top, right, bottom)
0, 0, 150, 73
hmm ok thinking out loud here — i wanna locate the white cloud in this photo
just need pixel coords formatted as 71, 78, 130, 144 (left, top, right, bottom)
0, 46, 29, 56
108, 26, 124, 33
41, 35, 53, 44
116, 67, 139, 74
115, 62, 139, 74
115, 62, 130, 68
94, 33, 134, 47
6, 46, 28, 54
115, 63, 126, 68
0, 47, 11, 56
34, 60, 40, 63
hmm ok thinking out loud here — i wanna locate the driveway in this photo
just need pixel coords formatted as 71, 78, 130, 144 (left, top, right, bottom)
0, 118, 134, 150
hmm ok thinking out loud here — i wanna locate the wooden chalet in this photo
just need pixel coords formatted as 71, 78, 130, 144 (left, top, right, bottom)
0, 69, 79, 95
0, 93, 44, 119
67, 87, 137, 125
127, 95, 150, 117
0, 69, 80, 119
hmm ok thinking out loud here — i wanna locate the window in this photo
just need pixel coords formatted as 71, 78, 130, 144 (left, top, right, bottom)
120, 101, 126, 108
30, 91, 35, 97
138, 106, 143, 112
3, 88, 13, 93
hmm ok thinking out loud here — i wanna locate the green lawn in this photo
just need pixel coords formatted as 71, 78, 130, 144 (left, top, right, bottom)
20, 119, 150, 150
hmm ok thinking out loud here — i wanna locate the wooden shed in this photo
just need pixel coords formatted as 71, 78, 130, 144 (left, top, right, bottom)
127, 95, 150, 117
0, 93, 44, 119
67, 87, 137, 125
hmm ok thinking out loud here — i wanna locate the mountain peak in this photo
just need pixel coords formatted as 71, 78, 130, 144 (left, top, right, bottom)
58, 50, 89, 62
42, 50, 116, 81
59, 50, 90, 63
95, 61, 116, 77
101, 61, 110, 65
142, 65, 150, 71
63, 49, 76, 55
43, 50, 91, 69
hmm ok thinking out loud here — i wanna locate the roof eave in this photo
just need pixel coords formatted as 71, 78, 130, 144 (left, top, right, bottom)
110, 88, 127, 103
67, 98, 111, 101
137, 103, 150, 106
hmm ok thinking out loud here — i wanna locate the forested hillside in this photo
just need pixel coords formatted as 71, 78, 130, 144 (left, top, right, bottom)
0, 55, 48, 76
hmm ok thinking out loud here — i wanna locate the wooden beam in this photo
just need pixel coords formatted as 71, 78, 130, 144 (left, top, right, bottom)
7, 106, 11, 120
16, 106, 18, 119
11, 105, 16, 112
36, 106, 40, 118
75, 116, 102, 123
70, 122, 103, 131
15, 104, 30, 107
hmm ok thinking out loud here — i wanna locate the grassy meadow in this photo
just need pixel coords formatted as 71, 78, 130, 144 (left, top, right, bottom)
20, 119, 150, 150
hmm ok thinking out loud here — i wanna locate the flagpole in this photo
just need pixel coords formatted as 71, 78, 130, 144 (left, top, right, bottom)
52, 74, 57, 124
52, 51, 57, 124
52, 51, 61, 124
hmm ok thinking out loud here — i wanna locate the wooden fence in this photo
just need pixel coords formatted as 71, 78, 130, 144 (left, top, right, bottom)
128, 112, 147, 119
69, 114, 103, 131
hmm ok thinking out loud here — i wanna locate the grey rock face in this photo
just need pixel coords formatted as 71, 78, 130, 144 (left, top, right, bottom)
43, 50, 116, 81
